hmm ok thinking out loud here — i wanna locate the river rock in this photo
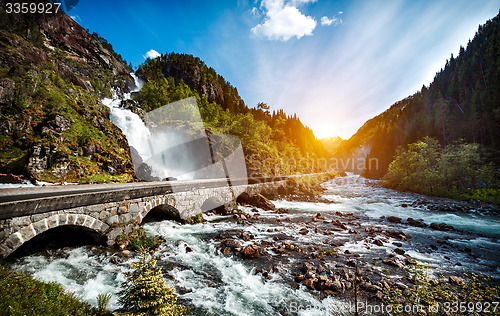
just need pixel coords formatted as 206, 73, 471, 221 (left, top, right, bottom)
387, 216, 402, 223
301, 262, 316, 274
407, 217, 428, 228
449, 275, 463, 285
429, 222, 454, 231
330, 279, 343, 292
117, 250, 133, 258
394, 248, 405, 255
0, 173, 24, 184
302, 278, 316, 290
332, 219, 348, 230
237, 193, 275, 211
373, 239, 384, 246
385, 230, 407, 240
241, 244, 261, 258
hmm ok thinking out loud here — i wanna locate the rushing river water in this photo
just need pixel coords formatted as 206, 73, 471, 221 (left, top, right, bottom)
7, 175, 500, 315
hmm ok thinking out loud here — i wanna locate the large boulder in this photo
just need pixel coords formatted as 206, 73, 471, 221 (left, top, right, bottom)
237, 193, 275, 211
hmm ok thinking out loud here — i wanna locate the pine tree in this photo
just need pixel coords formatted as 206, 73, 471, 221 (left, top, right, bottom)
119, 248, 188, 316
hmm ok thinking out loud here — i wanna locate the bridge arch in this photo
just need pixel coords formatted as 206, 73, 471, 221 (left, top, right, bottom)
201, 197, 225, 213
1, 213, 108, 258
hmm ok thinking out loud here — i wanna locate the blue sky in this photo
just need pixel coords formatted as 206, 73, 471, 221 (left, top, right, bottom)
70, 0, 500, 139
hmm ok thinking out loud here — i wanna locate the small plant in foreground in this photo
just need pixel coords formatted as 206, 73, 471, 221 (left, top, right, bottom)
96, 293, 112, 315
383, 262, 500, 315
118, 247, 188, 316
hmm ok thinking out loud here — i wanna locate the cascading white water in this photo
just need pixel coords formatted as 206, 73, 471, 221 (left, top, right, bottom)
101, 74, 153, 162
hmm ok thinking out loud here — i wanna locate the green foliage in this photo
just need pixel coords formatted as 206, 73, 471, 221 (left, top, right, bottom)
118, 248, 188, 316
0, 263, 97, 315
383, 137, 495, 197
462, 188, 500, 203
183, 213, 205, 224
116, 229, 165, 253
96, 293, 113, 315
0, 24, 135, 183
384, 263, 500, 315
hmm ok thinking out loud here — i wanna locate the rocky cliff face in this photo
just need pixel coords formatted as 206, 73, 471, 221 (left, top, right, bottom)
0, 7, 135, 183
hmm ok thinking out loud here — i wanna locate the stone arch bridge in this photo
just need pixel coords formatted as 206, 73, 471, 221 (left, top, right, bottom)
0, 177, 289, 258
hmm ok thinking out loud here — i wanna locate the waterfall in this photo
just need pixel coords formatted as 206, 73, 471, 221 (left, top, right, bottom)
102, 75, 151, 158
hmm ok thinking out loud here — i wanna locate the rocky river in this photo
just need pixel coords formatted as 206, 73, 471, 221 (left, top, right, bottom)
6, 174, 500, 315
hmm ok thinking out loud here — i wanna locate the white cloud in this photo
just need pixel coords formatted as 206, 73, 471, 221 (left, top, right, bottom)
143, 49, 161, 60
251, 0, 317, 41
321, 11, 342, 26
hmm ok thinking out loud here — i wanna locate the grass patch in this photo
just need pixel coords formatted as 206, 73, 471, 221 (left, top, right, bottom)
0, 262, 99, 316
116, 228, 165, 253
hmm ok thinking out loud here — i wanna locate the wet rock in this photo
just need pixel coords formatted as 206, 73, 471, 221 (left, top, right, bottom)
237, 193, 275, 211
117, 250, 133, 258
330, 280, 343, 292
316, 213, 325, 220
429, 222, 454, 231
222, 247, 231, 256
387, 216, 402, 224
407, 218, 428, 228
332, 220, 348, 230
302, 278, 316, 290
373, 239, 384, 246
362, 282, 382, 293
221, 238, 241, 249
401, 203, 408, 208
185, 245, 194, 253
301, 262, 317, 274
382, 258, 400, 267
299, 228, 309, 235
449, 276, 463, 285
241, 244, 262, 258
0, 173, 24, 184
295, 275, 305, 282
385, 230, 407, 240
276, 208, 289, 214
394, 248, 405, 255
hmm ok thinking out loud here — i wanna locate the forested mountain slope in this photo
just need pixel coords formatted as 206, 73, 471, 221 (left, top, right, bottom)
135, 53, 328, 176
0, 8, 135, 183
335, 11, 500, 179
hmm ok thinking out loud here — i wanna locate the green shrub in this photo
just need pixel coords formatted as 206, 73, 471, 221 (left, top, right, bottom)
383, 137, 496, 197
384, 262, 500, 315
116, 229, 165, 253
118, 248, 188, 316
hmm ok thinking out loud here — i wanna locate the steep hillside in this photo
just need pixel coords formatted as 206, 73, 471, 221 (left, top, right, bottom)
321, 136, 343, 154
335, 11, 500, 179
0, 7, 135, 183
135, 53, 328, 176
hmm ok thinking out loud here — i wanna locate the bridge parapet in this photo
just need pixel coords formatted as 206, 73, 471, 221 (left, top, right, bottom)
0, 177, 290, 258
